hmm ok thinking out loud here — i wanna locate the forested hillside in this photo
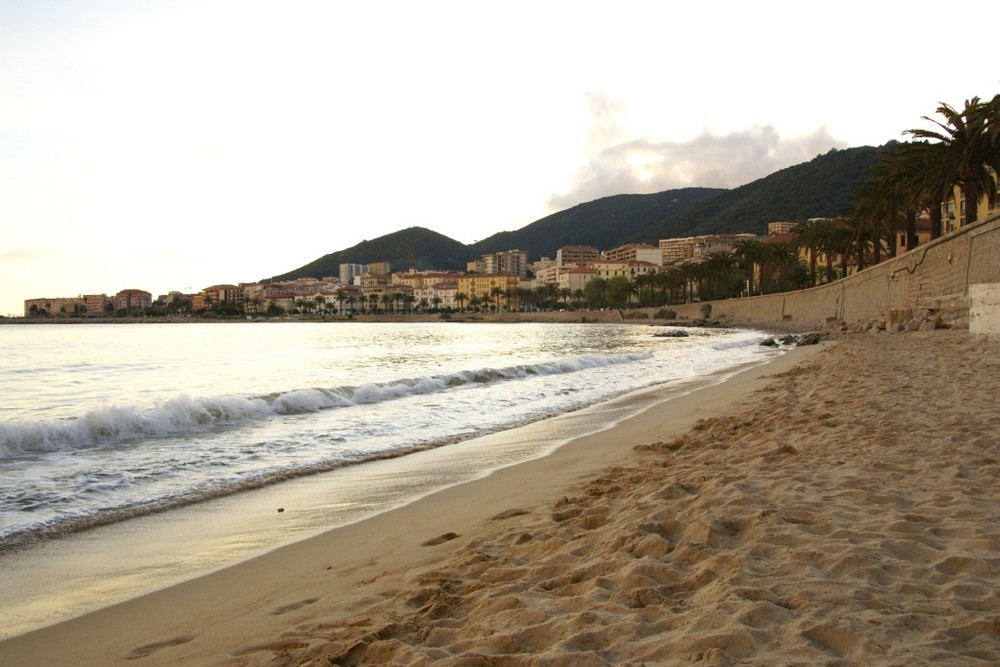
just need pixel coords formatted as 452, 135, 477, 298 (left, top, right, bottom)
269, 146, 882, 281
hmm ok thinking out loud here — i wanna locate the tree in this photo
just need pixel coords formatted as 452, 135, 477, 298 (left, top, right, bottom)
904, 97, 1000, 226
455, 292, 468, 312
733, 238, 766, 296
583, 277, 608, 309
606, 276, 631, 308
701, 252, 742, 300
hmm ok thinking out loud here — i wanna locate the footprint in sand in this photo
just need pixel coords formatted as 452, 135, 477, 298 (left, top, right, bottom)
125, 635, 195, 660
270, 597, 319, 615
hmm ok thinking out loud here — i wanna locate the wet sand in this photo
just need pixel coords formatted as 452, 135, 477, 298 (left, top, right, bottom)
4, 330, 1000, 665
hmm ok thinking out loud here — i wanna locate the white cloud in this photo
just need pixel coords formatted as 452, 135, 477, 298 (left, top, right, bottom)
548, 94, 847, 210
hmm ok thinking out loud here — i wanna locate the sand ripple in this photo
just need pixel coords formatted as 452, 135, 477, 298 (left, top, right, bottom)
238, 331, 1000, 665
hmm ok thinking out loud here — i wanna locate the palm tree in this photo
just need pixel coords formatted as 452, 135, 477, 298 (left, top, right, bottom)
733, 238, 766, 296
455, 292, 468, 312
313, 295, 325, 315
702, 252, 741, 300
336, 290, 346, 316
904, 97, 1000, 226
489, 286, 504, 312
791, 220, 822, 286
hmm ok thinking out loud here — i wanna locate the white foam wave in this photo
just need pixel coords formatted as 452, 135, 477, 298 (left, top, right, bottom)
0, 351, 651, 457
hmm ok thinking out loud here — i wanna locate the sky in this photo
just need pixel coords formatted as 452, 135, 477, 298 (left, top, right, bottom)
1, 0, 997, 316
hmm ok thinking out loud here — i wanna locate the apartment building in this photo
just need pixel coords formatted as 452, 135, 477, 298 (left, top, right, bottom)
114, 289, 153, 312
556, 267, 597, 293
768, 221, 799, 236
23, 296, 85, 317
556, 245, 600, 267
481, 249, 529, 277
456, 273, 521, 310
592, 260, 659, 282
339, 263, 368, 286
603, 243, 661, 264
414, 281, 458, 310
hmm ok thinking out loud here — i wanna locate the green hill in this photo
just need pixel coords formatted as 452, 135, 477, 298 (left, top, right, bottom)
468, 187, 724, 259
269, 227, 470, 281
633, 146, 881, 241
268, 146, 883, 281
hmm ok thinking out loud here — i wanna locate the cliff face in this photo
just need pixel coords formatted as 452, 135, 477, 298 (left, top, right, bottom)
661, 213, 1000, 336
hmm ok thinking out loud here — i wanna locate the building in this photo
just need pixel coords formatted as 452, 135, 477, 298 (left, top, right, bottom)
556, 245, 600, 267
556, 267, 597, 294
456, 273, 521, 311
195, 285, 243, 310
414, 281, 458, 311
481, 249, 529, 277
693, 233, 758, 257
339, 263, 368, 286
83, 294, 111, 316
604, 243, 662, 264
23, 296, 85, 317
114, 289, 153, 313
591, 260, 660, 282
942, 171, 999, 232
768, 221, 799, 236
660, 237, 695, 265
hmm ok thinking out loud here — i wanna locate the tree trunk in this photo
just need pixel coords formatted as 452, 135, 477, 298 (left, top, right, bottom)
929, 204, 942, 240
906, 210, 918, 249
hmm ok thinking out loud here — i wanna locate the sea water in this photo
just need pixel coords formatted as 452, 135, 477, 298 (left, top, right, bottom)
0, 320, 779, 635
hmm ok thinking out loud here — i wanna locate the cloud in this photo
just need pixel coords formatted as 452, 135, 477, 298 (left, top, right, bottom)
547, 94, 847, 211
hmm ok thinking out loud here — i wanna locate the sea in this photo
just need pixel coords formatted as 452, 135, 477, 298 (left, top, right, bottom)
0, 320, 781, 637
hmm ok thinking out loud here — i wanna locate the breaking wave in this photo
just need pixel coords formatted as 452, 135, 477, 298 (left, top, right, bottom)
0, 352, 651, 457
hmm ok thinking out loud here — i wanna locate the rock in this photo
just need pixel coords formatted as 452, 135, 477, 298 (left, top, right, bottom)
760, 337, 778, 347
654, 330, 689, 338
795, 332, 825, 346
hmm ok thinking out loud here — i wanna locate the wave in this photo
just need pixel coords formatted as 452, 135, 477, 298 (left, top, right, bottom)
0, 352, 652, 457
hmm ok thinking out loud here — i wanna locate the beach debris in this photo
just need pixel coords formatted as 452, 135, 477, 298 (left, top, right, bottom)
277, 507, 284, 513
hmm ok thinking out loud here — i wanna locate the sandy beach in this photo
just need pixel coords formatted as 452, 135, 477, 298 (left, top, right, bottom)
3, 329, 1000, 665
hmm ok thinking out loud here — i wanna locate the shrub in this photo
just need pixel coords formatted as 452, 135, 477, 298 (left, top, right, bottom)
700, 303, 713, 319
654, 309, 677, 320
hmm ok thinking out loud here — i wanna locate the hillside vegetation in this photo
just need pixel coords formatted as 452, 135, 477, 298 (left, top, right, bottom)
269, 146, 881, 281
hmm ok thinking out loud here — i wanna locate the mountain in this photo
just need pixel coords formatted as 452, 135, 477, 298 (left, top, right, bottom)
269, 145, 882, 281
270, 227, 470, 282
631, 146, 881, 242
468, 187, 724, 259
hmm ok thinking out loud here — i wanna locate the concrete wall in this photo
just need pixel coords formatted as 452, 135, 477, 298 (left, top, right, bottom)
661, 213, 1000, 335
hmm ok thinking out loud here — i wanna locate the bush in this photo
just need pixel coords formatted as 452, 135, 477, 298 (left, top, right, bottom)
700, 303, 713, 319
654, 309, 677, 320
625, 311, 649, 319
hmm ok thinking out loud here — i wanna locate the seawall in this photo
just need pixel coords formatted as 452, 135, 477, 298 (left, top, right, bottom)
663, 213, 1000, 336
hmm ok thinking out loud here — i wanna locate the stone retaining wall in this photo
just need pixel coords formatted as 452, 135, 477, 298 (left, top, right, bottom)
660, 213, 1000, 335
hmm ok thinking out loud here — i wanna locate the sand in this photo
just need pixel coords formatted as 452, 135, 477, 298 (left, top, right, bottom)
3, 329, 1000, 666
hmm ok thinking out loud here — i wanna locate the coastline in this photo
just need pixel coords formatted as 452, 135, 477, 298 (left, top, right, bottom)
5, 329, 999, 665
0, 334, 815, 665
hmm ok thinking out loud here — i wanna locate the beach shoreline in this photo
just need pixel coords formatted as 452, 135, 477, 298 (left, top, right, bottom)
4, 329, 999, 665
0, 339, 817, 665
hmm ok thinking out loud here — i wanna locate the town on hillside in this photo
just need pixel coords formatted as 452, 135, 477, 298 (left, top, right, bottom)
22, 217, 943, 319
20, 93, 1000, 320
